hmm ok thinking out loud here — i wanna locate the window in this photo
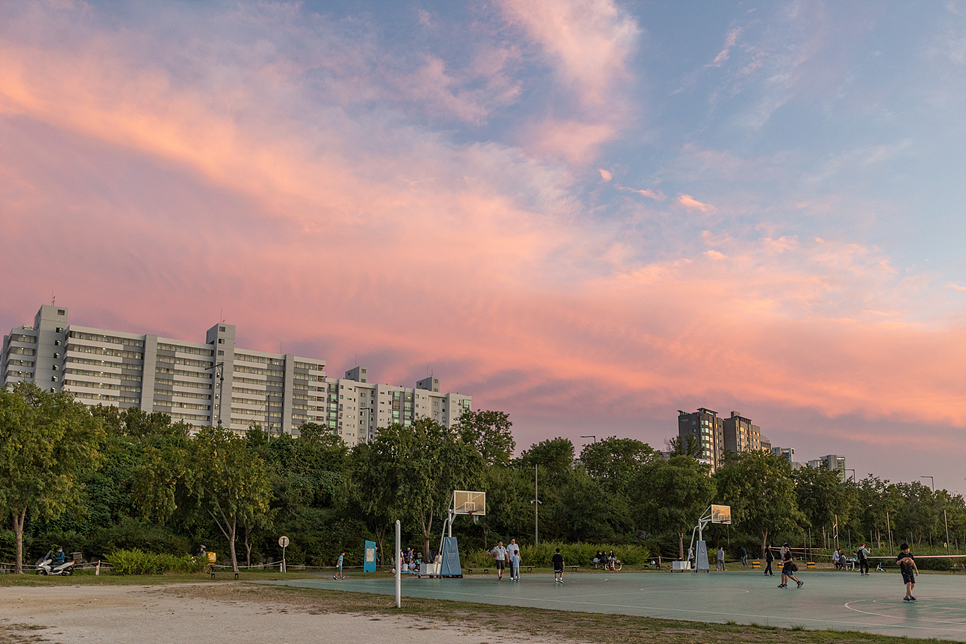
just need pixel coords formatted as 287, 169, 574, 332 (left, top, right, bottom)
51, 376, 58, 382
219, 326, 226, 332
218, 350, 224, 356
218, 339, 224, 344
57, 309, 65, 315
53, 353, 60, 359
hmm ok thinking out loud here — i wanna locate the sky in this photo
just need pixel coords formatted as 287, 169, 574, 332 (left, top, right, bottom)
1, 0, 964, 494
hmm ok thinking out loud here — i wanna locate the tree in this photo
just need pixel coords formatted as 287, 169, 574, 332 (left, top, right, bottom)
357, 419, 482, 562
714, 450, 803, 558
519, 437, 574, 481
0, 383, 105, 573
456, 409, 515, 467
579, 437, 654, 493
188, 426, 272, 573
792, 464, 851, 547
632, 455, 715, 559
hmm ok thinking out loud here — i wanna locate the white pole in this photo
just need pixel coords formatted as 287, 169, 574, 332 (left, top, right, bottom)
395, 520, 401, 608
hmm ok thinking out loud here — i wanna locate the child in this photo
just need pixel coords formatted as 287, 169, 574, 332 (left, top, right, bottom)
334, 552, 345, 580
897, 544, 918, 601
552, 548, 564, 583
510, 551, 521, 581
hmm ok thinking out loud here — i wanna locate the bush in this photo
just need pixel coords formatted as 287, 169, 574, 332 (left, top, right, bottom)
107, 548, 208, 575
463, 542, 650, 568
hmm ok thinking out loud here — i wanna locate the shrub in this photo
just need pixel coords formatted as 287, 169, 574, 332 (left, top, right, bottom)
107, 548, 208, 575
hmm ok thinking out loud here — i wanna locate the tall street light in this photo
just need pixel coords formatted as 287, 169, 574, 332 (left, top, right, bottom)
580, 435, 596, 444
846, 469, 856, 482
921, 476, 949, 555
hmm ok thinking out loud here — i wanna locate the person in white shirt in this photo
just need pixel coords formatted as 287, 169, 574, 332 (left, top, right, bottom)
490, 541, 508, 581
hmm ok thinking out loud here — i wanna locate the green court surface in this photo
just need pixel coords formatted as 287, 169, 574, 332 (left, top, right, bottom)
266, 570, 966, 641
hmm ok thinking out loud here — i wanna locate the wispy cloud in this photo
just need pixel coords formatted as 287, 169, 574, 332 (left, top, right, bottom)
707, 27, 742, 67
677, 194, 716, 212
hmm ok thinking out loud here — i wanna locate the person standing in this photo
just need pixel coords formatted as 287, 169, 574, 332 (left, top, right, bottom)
334, 552, 345, 580
490, 541, 508, 581
779, 546, 803, 588
764, 544, 774, 576
857, 543, 870, 576
897, 544, 919, 601
740, 546, 748, 567
716, 546, 726, 571
552, 548, 564, 583
510, 550, 521, 581
507, 539, 520, 564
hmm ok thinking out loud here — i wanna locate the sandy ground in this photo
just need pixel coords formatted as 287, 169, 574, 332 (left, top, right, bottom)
0, 584, 552, 644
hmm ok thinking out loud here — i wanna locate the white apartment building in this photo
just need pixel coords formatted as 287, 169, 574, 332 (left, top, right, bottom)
2, 305, 471, 445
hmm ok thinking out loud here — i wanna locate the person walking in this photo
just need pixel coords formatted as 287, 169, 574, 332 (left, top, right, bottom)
334, 552, 346, 579
510, 550, 521, 581
857, 543, 870, 576
507, 539, 520, 566
764, 544, 774, 576
779, 545, 803, 588
552, 548, 565, 583
740, 546, 748, 567
716, 546, 726, 571
490, 541, 508, 581
897, 544, 919, 601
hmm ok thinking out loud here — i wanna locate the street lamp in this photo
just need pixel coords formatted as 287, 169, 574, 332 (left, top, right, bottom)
921, 476, 949, 555
846, 469, 855, 482
920, 476, 934, 492
530, 465, 542, 545
580, 435, 597, 444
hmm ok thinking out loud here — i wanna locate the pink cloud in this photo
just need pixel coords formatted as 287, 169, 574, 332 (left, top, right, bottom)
1, 2, 965, 472
707, 27, 742, 67
677, 194, 716, 212
618, 186, 665, 200
598, 168, 613, 182
524, 118, 616, 164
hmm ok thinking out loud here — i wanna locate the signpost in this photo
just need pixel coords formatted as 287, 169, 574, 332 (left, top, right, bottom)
279, 536, 289, 573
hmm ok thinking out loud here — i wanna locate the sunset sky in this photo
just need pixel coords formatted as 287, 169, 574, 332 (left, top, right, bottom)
1, 1, 964, 493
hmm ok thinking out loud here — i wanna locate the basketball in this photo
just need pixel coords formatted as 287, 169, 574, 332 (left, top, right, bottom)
898, 557, 913, 566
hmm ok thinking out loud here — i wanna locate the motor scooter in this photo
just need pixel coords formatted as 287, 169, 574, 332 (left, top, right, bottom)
36, 551, 75, 576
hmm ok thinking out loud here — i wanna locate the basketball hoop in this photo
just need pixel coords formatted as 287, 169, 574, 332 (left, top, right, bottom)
467, 510, 478, 524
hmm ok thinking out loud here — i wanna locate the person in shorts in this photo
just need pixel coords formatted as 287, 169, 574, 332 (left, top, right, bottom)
897, 544, 918, 601
552, 548, 564, 583
780, 545, 803, 588
490, 541, 508, 580
334, 552, 345, 579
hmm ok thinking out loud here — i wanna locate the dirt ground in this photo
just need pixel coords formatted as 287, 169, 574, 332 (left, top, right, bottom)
0, 583, 557, 644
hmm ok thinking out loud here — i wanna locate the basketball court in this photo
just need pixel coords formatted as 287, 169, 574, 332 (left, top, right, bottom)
266, 570, 966, 641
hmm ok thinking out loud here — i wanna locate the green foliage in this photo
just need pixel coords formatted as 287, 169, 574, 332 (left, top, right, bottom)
107, 548, 207, 575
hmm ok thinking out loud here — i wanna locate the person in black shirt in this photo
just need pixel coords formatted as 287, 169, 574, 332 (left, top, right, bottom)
779, 546, 803, 589
552, 548, 564, 583
764, 544, 774, 576
897, 544, 919, 602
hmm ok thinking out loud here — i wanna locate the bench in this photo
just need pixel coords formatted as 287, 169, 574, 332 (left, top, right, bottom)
567, 565, 579, 573
524, 565, 533, 573
209, 566, 239, 580
466, 568, 490, 574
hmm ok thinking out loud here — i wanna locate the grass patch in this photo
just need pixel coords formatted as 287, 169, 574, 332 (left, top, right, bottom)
0, 622, 48, 644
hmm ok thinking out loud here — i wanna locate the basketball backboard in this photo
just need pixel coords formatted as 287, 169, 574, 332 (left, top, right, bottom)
453, 490, 486, 516
711, 505, 731, 524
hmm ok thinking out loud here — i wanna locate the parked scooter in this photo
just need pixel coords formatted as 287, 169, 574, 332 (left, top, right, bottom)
36, 551, 75, 576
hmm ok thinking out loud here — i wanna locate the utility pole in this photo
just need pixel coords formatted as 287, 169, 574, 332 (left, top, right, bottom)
530, 465, 542, 545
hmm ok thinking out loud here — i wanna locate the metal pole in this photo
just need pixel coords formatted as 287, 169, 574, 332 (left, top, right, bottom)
944, 509, 950, 556
534, 466, 539, 546
395, 520, 401, 608
886, 511, 893, 556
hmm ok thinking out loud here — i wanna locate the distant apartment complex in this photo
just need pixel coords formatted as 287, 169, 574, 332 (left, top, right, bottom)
808, 454, 847, 481
677, 408, 771, 470
1, 305, 470, 446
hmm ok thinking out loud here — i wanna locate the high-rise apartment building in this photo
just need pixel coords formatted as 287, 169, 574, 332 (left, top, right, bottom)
808, 454, 847, 481
772, 446, 801, 470
2, 305, 470, 446
722, 411, 762, 453
677, 408, 724, 469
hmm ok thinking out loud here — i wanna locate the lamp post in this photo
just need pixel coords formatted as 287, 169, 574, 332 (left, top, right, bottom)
580, 435, 596, 444
920, 476, 934, 492
846, 469, 855, 482
920, 476, 947, 553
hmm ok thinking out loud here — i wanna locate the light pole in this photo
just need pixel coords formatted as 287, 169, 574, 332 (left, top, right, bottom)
920, 476, 934, 492
580, 435, 596, 444
530, 465, 542, 545
920, 476, 947, 553
846, 469, 855, 482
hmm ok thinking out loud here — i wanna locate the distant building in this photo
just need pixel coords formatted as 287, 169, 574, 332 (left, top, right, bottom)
723, 411, 762, 453
760, 434, 773, 453
677, 408, 724, 470
2, 304, 470, 446
772, 446, 801, 470
808, 454, 847, 481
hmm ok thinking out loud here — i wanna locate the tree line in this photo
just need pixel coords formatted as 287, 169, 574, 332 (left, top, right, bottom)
2, 382, 965, 574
